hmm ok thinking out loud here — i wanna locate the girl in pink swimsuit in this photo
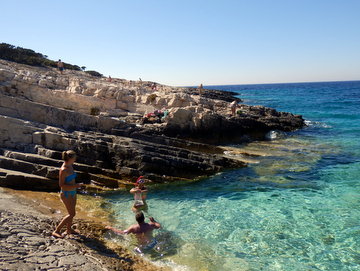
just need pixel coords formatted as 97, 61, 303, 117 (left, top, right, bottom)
130, 176, 148, 212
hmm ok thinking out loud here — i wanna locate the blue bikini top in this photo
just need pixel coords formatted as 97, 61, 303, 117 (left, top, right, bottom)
65, 172, 77, 183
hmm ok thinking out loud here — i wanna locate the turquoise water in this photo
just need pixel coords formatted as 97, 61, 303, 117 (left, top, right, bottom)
105, 81, 360, 270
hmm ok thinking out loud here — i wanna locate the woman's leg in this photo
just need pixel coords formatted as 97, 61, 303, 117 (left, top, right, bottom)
65, 195, 78, 234
52, 193, 75, 238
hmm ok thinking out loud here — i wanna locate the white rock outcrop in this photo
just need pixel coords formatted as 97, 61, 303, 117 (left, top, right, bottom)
0, 60, 222, 119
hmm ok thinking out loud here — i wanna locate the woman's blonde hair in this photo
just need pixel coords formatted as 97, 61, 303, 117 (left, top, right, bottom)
62, 150, 76, 161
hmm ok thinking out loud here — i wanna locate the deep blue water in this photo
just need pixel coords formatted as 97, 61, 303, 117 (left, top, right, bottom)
106, 81, 360, 271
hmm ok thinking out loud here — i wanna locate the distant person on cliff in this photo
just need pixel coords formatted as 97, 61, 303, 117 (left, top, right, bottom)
57, 59, 64, 74
130, 176, 148, 212
52, 150, 84, 238
106, 212, 161, 253
198, 83, 204, 96
230, 100, 238, 116
151, 83, 157, 91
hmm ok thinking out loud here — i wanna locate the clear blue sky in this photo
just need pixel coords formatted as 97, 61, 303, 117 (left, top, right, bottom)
1, 0, 359, 86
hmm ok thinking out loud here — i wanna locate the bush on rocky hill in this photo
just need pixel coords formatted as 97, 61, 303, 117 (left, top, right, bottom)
85, 70, 103, 77
1, 43, 85, 72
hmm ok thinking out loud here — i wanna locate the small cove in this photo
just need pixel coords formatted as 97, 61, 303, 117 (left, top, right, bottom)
104, 81, 360, 270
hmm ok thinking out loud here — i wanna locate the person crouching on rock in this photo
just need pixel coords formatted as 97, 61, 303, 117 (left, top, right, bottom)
52, 150, 84, 238
130, 176, 148, 212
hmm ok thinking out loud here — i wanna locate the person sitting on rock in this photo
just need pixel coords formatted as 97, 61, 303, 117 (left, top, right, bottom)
141, 112, 159, 124
52, 150, 84, 238
130, 176, 148, 212
106, 212, 161, 253
154, 109, 164, 121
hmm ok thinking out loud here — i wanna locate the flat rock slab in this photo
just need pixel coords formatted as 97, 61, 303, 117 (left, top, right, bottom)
0, 210, 106, 271
0, 188, 165, 271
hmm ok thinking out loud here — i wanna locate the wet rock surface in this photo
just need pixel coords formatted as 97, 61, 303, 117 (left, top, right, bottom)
0, 189, 165, 271
1, 211, 103, 271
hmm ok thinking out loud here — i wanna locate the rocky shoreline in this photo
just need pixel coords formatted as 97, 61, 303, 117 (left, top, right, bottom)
0, 187, 167, 271
0, 59, 304, 190
0, 59, 304, 270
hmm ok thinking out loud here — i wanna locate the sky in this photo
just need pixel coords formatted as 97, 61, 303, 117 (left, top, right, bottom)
1, 0, 359, 86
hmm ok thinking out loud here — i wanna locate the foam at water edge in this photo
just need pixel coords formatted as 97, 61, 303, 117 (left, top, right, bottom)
304, 120, 332, 128
265, 130, 286, 140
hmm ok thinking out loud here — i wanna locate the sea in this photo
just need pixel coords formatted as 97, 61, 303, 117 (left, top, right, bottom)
104, 81, 360, 271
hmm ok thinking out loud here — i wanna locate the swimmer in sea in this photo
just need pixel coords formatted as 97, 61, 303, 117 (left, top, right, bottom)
106, 212, 161, 253
130, 176, 148, 212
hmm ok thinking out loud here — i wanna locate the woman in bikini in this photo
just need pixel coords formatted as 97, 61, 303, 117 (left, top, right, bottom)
52, 150, 84, 238
130, 176, 148, 212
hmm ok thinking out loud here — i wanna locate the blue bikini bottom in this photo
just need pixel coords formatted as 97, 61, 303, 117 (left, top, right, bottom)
62, 190, 76, 198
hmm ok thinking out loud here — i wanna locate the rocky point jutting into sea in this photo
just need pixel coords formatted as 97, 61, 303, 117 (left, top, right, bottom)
0, 58, 304, 270
0, 59, 304, 190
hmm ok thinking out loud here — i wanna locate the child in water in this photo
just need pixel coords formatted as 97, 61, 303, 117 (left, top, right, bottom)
130, 176, 148, 212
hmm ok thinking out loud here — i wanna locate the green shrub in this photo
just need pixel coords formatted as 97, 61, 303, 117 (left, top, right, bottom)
65, 64, 81, 71
85, 70, 103, 77
0, 43, 81, 71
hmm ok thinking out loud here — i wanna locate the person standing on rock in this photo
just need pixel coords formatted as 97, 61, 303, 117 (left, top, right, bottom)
130, 176, 148, 212
52, 150, 84, 238
230, 100, 238, 116
198, 83, 204, 96
57, 59, 64, 74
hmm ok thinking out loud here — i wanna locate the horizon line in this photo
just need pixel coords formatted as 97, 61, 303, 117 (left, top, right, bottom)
180, 79, 360, 88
